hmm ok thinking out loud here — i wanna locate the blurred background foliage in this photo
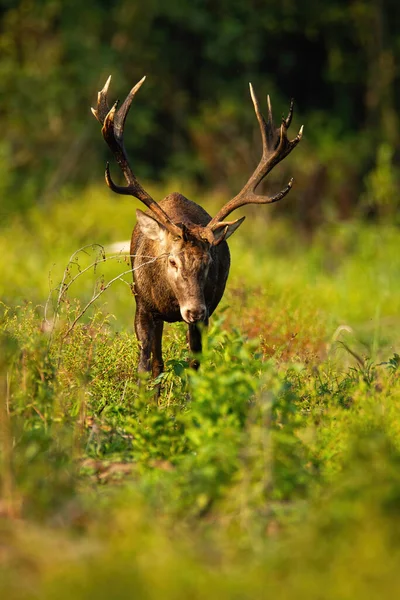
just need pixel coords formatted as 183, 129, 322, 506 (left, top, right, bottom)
1, 0, 399, 223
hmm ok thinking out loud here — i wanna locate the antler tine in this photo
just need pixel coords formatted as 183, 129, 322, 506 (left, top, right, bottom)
91, 75, 112, 125
92, 76, 182, 237
208, 84, 303, 229
249, 84, 268, 156
113, 76, 146, 143
250, 86, 278, 156
285, 98, 294, 129
266, 94, 278, 150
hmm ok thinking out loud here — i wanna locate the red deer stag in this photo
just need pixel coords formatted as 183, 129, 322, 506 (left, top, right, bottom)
92, 76, 302, 380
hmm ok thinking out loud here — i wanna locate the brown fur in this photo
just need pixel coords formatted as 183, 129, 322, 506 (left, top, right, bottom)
130, 192, 230, 379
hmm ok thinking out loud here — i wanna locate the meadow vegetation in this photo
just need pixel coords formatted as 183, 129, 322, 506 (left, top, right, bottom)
1, 186, 399, 598
1, 2, 400, 595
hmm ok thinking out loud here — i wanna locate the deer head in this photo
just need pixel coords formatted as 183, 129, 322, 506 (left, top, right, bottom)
135, 208, 212, 322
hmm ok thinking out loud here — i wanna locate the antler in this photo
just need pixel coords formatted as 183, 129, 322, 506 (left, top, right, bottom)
91, 76, 182, 237
208, 84, 303, 229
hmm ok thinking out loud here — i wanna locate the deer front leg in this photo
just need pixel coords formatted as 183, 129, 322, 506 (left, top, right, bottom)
152, 320, 164, 378
150, 320, 164, 399
135, 305, 155, 374
187, 323, 203, 370
135, 308, 164, 398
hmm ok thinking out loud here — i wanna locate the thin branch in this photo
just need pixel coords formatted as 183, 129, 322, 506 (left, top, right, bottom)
44, 246, 166, 346
61, 253, 168, 341
56, 244, 106, 307
44, 244, 106, 326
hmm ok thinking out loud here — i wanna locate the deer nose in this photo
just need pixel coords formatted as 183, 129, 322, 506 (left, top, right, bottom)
181, 305, 207, 324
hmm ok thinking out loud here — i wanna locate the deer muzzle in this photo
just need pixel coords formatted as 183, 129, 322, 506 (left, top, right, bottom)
180, 304, 207, 324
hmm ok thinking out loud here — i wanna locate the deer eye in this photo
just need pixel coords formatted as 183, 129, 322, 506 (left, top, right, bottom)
169, 258, 177, 268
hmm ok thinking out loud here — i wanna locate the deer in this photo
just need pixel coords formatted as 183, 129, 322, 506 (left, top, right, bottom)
91, 75, 303, 385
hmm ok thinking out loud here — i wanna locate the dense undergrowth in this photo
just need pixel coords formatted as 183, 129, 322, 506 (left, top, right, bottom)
1, 187, 400, 598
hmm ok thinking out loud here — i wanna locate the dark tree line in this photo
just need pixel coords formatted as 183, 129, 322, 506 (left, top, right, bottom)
0, 0, 399, 223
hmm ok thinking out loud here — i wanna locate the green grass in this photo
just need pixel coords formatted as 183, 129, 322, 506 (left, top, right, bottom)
1, 185, 400, 598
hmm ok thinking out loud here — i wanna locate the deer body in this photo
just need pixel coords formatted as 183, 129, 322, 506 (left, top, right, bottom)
131, 192, 231, 375
92, 75, 303, 384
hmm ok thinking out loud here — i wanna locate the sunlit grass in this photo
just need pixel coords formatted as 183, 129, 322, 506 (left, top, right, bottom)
1, 184, 399, 342
1, 184, 400, 599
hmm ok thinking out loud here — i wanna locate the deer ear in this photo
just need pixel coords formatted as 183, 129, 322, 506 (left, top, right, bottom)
211, 216, 245, 246
136, 209, 166, 241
